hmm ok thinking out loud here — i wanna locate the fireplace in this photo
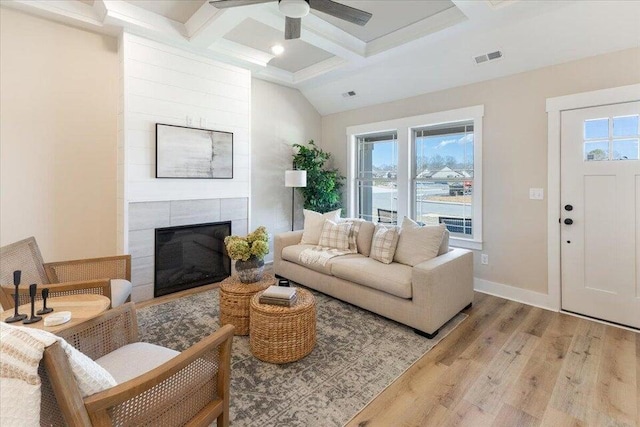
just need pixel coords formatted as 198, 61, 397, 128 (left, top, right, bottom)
154, 221, 231, 297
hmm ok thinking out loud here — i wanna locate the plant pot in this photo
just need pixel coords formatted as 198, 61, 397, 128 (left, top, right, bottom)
235, 256, 265, 283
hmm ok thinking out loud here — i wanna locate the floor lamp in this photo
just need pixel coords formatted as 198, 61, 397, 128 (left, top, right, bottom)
285, 170, 307, 231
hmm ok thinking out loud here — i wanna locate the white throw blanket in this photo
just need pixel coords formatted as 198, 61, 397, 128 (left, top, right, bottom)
0, 322, 117, 427
299, 246, 349, 267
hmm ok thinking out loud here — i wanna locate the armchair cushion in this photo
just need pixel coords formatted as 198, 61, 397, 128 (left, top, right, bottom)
95, 342, 179, 383
110, 279, 133, 307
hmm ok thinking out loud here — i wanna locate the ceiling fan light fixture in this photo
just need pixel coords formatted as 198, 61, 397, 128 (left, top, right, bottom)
279, 0, 310, 18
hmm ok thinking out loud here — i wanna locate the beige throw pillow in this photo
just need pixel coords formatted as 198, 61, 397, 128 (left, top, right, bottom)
369, 224, 400, 264
300, 209, 341, 245
318, 220, 352, 251
394, 217, 447, 266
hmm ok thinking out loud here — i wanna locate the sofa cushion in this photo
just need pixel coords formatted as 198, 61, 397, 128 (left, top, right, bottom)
318, 220, 352, 251
331, 257, 413, 299
282, 244, 365, 275
394, 218, 446, 266
300, 209, 341, 245
95, 342, 179, 384
369, 224, 400, 264
339, 218, 375, 256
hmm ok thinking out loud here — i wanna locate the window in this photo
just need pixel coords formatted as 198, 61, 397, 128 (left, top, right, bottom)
355, 132, 398, 222
584, 114, 639, 161
347, 105, 483, 250
413, 122, 474, 238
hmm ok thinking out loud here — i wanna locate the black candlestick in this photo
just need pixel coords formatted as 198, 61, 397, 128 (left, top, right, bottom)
4, 270, 27, 323
37, 288, 53, 315
23, 284, 42, 324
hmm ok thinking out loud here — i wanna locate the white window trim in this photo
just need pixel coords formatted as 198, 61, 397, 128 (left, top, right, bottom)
347, 105, 484, 250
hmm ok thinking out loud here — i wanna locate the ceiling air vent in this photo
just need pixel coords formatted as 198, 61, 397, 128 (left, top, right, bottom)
474, 50, 503, 65
342, 91, 356, 98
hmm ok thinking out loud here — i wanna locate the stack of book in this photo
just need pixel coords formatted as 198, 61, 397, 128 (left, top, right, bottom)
259, 286, 297, 307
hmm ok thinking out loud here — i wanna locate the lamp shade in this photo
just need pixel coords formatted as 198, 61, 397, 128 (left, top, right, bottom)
285, 170, 307, 188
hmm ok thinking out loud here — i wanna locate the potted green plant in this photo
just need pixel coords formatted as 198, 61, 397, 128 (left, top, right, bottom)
292, 140, 345, 213
224, 226, 269, 283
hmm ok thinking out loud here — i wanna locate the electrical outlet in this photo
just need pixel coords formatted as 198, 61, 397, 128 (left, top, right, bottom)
529, 188, 544, 200
186, 115, 193, 126
481, 254, 489, 265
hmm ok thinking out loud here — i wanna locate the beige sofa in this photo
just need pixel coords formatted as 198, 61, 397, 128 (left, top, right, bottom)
273, 225, 474, 338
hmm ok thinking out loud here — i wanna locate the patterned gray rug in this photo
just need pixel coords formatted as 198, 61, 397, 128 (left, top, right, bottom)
137, 287, 466, 427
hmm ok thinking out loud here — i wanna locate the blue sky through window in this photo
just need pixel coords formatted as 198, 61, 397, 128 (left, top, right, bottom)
370, 133, 474, 169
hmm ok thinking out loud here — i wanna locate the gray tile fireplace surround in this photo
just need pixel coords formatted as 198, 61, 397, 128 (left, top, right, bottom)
128, 198, 248, 302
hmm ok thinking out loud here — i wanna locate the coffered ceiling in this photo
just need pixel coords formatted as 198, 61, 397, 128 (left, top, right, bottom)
3, 1, 640, 115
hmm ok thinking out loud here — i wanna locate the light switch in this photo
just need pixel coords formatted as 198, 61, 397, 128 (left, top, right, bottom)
529, 188, 544, 200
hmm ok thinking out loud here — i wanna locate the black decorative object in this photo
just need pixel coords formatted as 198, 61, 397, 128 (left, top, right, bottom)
4, 270, 27, 323
37, 288, 53, 315
278, 278, 290, 287
23, 284, 42, 325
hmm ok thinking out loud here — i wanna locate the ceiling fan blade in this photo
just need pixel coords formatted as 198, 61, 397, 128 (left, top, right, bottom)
209, 0, 274, 9
308, 0, 372, 26
285, 17, 301, 40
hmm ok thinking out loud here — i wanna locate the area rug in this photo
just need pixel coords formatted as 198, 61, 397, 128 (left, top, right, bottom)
137, 287, 466, 427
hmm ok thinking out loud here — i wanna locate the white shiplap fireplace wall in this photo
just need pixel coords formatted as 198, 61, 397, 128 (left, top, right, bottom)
118, 33, 251, 302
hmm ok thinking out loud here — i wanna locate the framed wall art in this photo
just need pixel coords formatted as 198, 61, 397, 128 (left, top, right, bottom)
156, 123, 233, 179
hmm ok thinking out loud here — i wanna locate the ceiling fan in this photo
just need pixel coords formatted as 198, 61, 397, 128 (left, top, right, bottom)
209, 0, 372, 40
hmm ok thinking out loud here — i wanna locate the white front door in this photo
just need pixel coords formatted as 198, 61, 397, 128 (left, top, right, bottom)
560, 101, 640, 329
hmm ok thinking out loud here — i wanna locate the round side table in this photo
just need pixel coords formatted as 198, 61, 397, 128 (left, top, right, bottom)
249, 288, 316, 364
219, 273, 276, 335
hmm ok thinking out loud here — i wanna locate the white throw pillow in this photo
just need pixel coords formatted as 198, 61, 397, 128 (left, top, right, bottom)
394, 217, 447, 266
318, 220, 352, 251
300, 209, 341, 245
369, 224, 400, 264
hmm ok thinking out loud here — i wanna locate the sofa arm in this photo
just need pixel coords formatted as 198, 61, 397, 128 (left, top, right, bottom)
411, 248, 474, 333
273, 231, 303, 264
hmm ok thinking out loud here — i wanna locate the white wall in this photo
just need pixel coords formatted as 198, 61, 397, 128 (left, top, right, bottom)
251, 79, 322, 262
0, 8, 118, 261
119, 33, 252, 301
118, 33, 252, 251
322, 47, 640, 300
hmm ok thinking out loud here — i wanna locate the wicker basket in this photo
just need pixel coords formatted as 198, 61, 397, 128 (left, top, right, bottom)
219, 273, 275, 335
249, 288, 316, 364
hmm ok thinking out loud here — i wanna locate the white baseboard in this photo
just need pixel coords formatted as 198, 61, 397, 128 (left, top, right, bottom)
474, 278, 557, 312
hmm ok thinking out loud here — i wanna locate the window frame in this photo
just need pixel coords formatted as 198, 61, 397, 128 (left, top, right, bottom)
354, 131, 398, 223
347, 105, 484, 250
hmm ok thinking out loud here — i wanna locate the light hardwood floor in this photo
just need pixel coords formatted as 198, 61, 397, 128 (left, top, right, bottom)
346, 292, 640, 427
135, 282, 638, 426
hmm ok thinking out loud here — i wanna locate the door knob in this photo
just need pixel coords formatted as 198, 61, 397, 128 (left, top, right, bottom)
564, 218, 573, 225
564, 204, 573, 211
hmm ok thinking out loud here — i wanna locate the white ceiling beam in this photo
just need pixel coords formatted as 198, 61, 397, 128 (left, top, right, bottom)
102, 0, 188, 39
2, 0, 105, 29
293, 56, 347, 84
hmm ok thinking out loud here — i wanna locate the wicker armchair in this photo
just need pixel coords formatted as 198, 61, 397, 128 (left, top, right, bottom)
41, 303, 234, 427
0, 236, 131, 309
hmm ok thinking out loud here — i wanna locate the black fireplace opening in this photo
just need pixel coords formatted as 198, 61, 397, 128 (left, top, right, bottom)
154, 221, 231, 297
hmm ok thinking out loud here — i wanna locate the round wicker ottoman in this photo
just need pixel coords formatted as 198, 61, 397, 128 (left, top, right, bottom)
249, 288, 316, 364
219, 273, 276, 335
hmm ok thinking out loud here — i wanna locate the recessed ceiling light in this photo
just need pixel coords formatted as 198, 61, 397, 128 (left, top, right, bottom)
271, 44, 285, 55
